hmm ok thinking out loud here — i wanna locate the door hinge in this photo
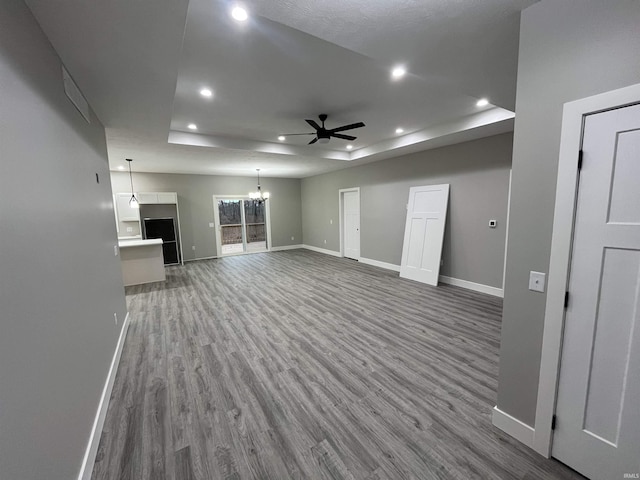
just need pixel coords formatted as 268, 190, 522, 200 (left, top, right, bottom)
551, 414, 557, 430
564, 291, 569, 308
577, 150, 583, 171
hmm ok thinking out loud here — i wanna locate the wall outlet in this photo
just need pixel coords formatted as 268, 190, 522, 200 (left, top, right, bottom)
114, 245, 119, 256
529, 271, 546, 293
209, 223, 214, 228
440, 259, 444, 267
126, 227, 133, 233
113, 313, 118, 325
489, 219, 497, 228
192, 246, 196, 251
291, 236, 295, 241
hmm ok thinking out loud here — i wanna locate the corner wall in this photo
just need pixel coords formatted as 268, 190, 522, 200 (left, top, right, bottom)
497, 0, 640, 427
0, 0, 127, 478
110, 172, 303, 260
301, 133, 513, 289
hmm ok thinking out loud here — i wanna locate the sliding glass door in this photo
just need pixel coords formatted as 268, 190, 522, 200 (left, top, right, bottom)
214, 197, 269, 256
243, 199, 267, 252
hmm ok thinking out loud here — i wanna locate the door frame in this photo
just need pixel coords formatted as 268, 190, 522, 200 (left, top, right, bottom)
212, 195, 272, 258
338, 187, 360, 259
534, 82, 640, 457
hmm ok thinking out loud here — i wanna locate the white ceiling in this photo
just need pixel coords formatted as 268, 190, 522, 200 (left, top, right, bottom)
25, 0, 535, 178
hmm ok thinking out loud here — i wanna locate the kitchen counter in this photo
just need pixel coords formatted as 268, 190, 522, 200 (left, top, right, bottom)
118, 238, 165, 286
118, 238, 163, 248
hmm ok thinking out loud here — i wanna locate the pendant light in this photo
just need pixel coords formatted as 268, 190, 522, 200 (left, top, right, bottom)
249, 169, 270, 203
126, 158, 139, 209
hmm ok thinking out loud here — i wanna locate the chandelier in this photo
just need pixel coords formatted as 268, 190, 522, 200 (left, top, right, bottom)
249, 169, 270, 203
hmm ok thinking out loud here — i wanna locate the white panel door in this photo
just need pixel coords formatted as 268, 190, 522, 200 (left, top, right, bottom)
553, 103, 640, 479
400, 184, 449, 286
343, 191, 360, 260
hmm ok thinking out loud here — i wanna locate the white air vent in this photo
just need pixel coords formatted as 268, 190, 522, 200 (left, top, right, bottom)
62, 66, 90, 123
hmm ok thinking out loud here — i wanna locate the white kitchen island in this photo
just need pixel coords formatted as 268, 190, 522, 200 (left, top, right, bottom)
118, 238, 166, 286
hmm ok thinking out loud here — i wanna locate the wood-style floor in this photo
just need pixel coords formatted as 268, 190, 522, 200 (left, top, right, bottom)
91, 250, 583, 480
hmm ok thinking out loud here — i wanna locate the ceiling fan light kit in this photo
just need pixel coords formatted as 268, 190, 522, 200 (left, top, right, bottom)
282, 113, 365, 146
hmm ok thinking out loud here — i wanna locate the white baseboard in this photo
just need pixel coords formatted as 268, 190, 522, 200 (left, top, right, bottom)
439, 275, 504, 298
77, 312, 131, 480
299, 249, 503, 298
359, 257, 401, 272
301, 244, 342, 257
271, 244, 304, 252
492, 406, 535, 449
184, 255, 219, 262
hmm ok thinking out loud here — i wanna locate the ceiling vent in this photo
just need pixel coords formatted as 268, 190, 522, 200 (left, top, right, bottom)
62, 66, 90, 123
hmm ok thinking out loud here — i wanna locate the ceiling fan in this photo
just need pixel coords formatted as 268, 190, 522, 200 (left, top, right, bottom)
283, 114, 365, 145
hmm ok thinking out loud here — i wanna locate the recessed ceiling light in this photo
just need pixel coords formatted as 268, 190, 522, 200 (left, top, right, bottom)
278, 135, 286, 141
391, 66, 406, 80
200, 88, 213, 98
476, 98, 489, 107
346, 145, 353, 150
117, 166, 125, 170
188, 123, 198, 130
395, 127, 404, 134
231, 6, 248, 21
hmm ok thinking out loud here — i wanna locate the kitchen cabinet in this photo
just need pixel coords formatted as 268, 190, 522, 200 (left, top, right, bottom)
115, 192, 140, 222
137, 192, 178, 205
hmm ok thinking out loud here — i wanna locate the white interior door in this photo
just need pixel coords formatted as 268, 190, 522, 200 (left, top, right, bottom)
343, 190, 360, 260
553, 103, 640, 479
400, 184, 449, 286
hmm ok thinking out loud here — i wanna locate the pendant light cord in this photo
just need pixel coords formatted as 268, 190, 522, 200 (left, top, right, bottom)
127, 159, 135, 195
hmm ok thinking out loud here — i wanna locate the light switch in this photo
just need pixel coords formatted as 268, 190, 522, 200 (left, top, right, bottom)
114, 245, 118, 256
529, 271, 546, 293
209, 223, 214, 228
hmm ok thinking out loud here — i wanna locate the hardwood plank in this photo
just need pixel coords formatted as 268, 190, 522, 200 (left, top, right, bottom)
175, 446, 196, 480
91, 250, 585, 480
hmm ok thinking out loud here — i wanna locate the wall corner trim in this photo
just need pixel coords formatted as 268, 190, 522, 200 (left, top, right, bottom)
271, 244, 304, 252
492, 406, 535, 449
439, 275, 504, 298
77, 312, 131, 480
359, 257, 401, 272
301, 244, 342, 257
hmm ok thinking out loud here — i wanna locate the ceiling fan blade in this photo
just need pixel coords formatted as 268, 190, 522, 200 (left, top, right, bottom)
329, 122, 365, 133
281, 132, 316, 136
305, 119, 321, 130
332, 133, 357, 141
308, 137, 319, 145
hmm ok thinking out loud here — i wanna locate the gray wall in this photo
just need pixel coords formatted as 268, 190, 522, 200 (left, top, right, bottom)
110, 172, 303, 261
0, 1, 127, 478
302, 133, 513, 288
497, 0, 640, 427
